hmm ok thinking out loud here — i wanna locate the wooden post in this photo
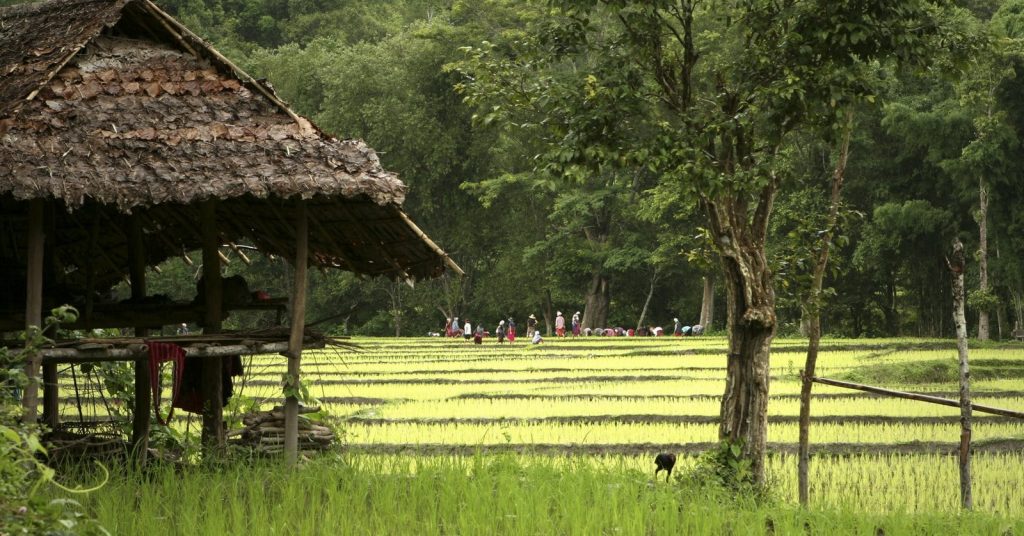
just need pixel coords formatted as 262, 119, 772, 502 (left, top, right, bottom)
285, 201, 309, 466
129, 214, 151, 464
22, 199, 45, 423
41, 365, 58, 428
200, 201, 224, 449
41, 204, 59, 429
949, 238, 972, 509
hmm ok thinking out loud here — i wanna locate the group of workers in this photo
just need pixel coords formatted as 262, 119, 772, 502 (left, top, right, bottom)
442, 313, 704, 344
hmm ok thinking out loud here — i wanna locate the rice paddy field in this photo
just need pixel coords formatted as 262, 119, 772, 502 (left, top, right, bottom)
54, 336, 1024, 534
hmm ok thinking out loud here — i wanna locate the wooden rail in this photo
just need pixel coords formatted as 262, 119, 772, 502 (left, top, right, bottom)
27, 340, 326, 364
812, 377, 1024, 420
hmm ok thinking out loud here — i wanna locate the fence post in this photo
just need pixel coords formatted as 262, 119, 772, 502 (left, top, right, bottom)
948, 237, 972, 509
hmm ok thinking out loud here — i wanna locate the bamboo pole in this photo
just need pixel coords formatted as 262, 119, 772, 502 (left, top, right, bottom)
129, 215, 151, 465
200, 201, 224, 449
812, 377, 1023, 419
395, 209, 465, 276
949, 237, 973, 509
285, 201, 309, 467
21, 199, 45, 423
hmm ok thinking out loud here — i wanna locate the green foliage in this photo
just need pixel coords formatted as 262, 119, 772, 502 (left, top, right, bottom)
968, 288, 1002, 311
103, 0, 1024, 338
686, 439, 761, 495
0, 307, 109, 535
281, 372, 316, 406
94, 363, 136, 436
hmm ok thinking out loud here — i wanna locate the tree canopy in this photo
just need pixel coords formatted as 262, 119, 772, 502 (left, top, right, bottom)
3, 0, 1022, 343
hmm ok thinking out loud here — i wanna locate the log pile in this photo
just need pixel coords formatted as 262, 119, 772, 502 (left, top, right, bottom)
234, 405, 335, 455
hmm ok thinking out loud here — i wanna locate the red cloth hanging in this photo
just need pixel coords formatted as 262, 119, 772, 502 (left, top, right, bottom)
147, 341, 186, 425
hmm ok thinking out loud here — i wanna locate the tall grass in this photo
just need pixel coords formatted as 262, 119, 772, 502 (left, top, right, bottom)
59, 455, 1022, 535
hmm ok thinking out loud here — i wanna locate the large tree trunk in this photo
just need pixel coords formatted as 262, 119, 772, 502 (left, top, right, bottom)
718, 251, 775, 485
977, 178, 990, 340
699, 275, 715, 329
582, 271, 610, 329
704, 159, 779, 486
703, 114, 778, 486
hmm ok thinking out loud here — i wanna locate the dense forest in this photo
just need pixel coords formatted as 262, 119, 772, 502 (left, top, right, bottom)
6, 0, 1024, 339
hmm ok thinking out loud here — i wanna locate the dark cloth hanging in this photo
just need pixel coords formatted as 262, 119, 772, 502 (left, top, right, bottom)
173, 355, 244, 414
147, 342, 186, 425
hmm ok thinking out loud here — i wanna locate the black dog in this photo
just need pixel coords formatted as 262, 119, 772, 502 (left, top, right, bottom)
654, 453, 676, 482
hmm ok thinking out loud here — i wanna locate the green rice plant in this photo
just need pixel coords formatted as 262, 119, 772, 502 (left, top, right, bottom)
49, 336, 1024, 529
53, 455, 1024, 535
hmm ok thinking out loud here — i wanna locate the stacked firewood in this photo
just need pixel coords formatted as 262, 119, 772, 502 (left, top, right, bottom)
234, 405, 335, 455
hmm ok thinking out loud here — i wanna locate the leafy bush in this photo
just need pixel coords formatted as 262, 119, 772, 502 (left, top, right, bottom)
0, 306, 109, 535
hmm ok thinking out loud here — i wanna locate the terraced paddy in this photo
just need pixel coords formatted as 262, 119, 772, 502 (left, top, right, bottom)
270, 336, 1024, 515
54, 336, 1024, 518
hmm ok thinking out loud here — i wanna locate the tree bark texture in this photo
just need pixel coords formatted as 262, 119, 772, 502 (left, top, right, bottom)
977, 178, 989, 340
582, 271, 610, 329
949, 238, 973, 509
718, 253, 774, 484
799, 110, 853, 506
704, 168, 779, 485
700, 275, 715, 329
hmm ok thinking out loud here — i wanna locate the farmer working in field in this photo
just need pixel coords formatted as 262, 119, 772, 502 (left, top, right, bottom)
496, 320, 507, 344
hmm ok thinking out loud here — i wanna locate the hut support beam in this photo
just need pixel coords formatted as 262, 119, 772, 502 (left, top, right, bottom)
42, 365, 58, 429
41, 205, 59, 429
129, 215, 151, 464
285, 201, 309, 466
22, 199, 44, 423
200, 201, 224, 450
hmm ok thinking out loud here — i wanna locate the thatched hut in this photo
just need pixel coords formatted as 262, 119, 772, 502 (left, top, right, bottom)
0, 0, 461, 462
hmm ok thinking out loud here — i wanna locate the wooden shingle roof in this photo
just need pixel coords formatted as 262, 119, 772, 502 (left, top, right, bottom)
0, 0, 461, 290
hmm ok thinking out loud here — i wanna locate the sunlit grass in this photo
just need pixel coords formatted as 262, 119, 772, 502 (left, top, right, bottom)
56, 455, 1024, 534
51, 335, 1024, 529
